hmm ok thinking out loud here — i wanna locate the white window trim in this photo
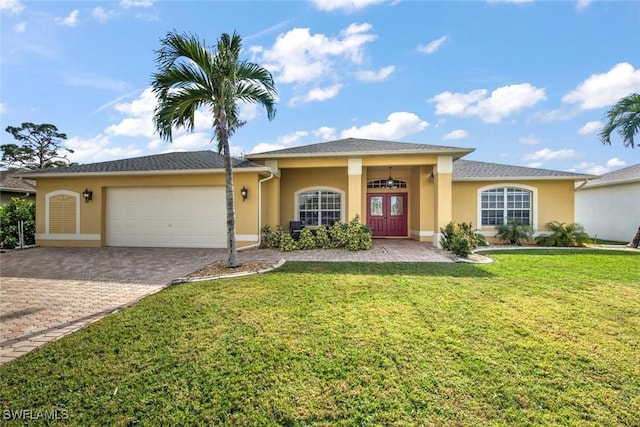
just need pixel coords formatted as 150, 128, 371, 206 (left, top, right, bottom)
45, 190, 80, 235
477, 183, 538, 232
294, 187, 346, 226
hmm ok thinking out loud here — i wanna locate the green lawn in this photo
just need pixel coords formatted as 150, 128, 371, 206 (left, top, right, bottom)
1, 250, 639, 426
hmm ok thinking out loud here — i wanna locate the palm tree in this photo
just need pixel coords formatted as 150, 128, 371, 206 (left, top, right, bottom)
599, 93, 640, 148
151, 31, 277, 267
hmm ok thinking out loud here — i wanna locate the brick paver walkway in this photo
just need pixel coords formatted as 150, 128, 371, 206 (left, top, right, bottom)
0, 241, 450, 365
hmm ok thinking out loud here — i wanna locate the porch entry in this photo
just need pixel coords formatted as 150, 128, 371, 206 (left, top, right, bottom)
367, 193, 408, 237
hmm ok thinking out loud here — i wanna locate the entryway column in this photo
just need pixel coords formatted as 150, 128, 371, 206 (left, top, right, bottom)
348, 158, 362, 220
433, 156, 453, 248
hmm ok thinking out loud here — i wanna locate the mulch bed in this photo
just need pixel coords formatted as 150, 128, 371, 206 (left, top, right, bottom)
188, 261, 275, 278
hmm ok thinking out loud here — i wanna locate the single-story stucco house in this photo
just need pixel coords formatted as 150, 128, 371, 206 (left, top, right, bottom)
18, 138, 595, 248
0, 169, 36, 205
575, 163, 640, 243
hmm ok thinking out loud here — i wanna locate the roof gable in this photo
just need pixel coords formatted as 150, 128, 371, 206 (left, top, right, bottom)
246, 137, 474, 159
580, 163, 640, 188
18, 151, 264, 177
453, 159, 596, 180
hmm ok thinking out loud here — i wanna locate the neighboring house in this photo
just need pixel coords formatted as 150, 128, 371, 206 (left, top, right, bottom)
0, 170, 36, 205
575, 164, 640, 243
18, 138, 594, 248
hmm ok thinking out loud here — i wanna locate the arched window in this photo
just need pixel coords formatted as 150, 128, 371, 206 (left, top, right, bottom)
296, 189, 343, 226
480, 187, 532, 226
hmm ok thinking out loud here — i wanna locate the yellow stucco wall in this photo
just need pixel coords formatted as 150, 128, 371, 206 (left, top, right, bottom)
452, 180, 576, 242
278, 167, 347, 226
34, 172, 262, 248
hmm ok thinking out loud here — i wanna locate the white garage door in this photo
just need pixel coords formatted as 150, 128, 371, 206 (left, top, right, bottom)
107, 187, 226, 248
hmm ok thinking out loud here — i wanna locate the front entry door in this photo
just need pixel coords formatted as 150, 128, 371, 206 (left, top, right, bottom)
367, 193, 408, 237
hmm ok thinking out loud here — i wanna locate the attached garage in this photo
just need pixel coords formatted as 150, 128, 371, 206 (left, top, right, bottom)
106, 186, 226, 248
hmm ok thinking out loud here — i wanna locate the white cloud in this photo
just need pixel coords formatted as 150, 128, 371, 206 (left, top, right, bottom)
257, 24, 377, 84
14, 21, 25, 33
341, 112, 428, 140
92, 7, 112, 22
0, 102, 6, 114
562, 63, 640, 109
313, 126, 337, 141
0, 0, 24, 15
65, 134, 144, 164
356, 65, 395, 82
576, 0, 591, 11
519, 135, 541, 145
527, 162, 543, 168
120, 0, 153, 8
606, 157, 626, 168
278, 131, 309, 146
577, 120, 602, 135
573, 160, 628, 176
417, 36, 449, 55
430, 83, 546, 123
238, 103, 259, 122
249, 142, 286, 154
311, 0, 385, 12
59, 9, 79, 27
523, 148, 578, 161
112, 87, 156, 117
291, 84, 343, 105
442, 129, 468, 140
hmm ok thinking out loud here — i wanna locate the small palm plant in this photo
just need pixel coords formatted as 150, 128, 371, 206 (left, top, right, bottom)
495, 221, 533, 245
535, 221, 589, 247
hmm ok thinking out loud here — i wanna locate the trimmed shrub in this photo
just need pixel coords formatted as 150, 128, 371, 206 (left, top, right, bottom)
314, 225, 333, 249
261, 225, 282, 249
279, 232, 298, 251
297, 227, 315, 250
330, 221, 349, 248
536, 221, 589, 247
0, 198, 35, 249
440, 221, 486, 258
495, 221, 533, 245
345, 215, 372, 251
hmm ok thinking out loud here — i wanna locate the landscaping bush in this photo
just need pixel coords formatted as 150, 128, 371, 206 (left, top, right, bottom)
495, 221, 533, 245
440, 221, 486, 258
344, 215, 372, 251
297, 227, 315, 250
314, 225, 333, 249
536, 221, 589, 247
262, 216, 371, 252
0, 198, 35, 249
261, 225, 282, 249
278, 232, 298, 251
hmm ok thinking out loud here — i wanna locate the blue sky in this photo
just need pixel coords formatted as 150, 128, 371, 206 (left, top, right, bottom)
1, 0, 639, 175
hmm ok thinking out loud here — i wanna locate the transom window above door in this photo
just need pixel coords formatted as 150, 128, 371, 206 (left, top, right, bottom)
367, 179, 407, 189
297, 190, 343, 226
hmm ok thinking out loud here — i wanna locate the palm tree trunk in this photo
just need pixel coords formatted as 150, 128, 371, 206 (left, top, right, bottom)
219, 109, 239, 268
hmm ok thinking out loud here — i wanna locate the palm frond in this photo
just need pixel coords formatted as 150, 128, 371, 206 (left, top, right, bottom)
600, 93, 640, 148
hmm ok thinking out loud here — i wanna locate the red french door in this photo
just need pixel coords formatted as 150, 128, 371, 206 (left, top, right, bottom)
367, 193, 408, 237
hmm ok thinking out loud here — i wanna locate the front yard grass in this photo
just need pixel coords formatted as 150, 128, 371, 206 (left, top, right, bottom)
1, 250, 638, 425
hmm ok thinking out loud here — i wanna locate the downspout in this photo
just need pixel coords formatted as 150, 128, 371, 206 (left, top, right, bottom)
575, 178, 590, 191
238, 172, 275, 251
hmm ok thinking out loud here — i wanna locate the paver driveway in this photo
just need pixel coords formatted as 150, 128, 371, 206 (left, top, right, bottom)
0, 247, 224, 365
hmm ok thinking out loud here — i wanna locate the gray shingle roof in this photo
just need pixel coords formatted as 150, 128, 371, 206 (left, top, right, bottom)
453, 160, 596, 180
247, 137, 474, 158
580, 163, 640, 188
18, 151, 263, 176
0, 169, 36, 192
